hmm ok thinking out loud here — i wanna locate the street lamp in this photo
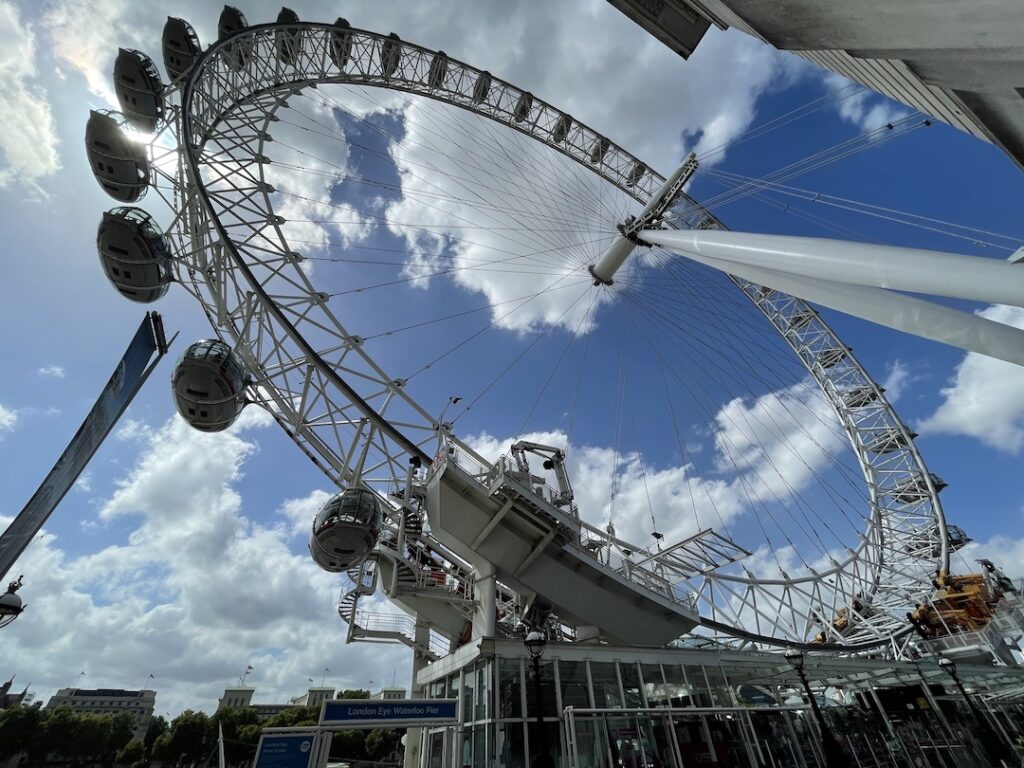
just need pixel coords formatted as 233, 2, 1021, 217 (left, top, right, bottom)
524, 630, 552, 768
938, 657, 1013, 766
784, 649, 851, 767
0, 576, 25, 629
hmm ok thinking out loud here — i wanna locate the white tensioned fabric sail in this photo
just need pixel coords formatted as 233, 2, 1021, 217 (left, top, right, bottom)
155, 21, 946, 650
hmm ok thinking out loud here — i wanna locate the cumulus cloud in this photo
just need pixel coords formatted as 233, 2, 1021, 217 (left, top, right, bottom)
958, 530, 1024, 580
881, 359, 914, 403
464, 375, 860, 558
0, 402, 16, 434
918, 305, 1024, 453
38, 365, 66, 379
824, 72, 907, 133
0, 1, 61, 191
2, 409, 407, 714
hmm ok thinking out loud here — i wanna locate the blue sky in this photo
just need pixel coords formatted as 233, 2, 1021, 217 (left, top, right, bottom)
1, 0, 1024, 715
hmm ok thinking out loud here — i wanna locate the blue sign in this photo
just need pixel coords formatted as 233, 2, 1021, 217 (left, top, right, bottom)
320, 698, 458, 727
252, 733, 316, 768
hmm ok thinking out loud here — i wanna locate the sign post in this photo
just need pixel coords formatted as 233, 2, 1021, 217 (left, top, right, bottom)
319, 698, 459, 728
252, 732, 328, 768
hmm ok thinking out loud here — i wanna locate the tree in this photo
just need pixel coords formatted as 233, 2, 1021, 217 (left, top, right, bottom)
161, 709, 212, 765
43, 707, 82, 758
76, 713, 114, 760
365, 728, 402, 760
110, 711, 136, 752
117, 738, 145, 765
329, 729, 367, 761
212, 707, 262, 765
144, 714, 168, 758
336, 689, 371, 699
263, 706, 319, 728
0, 703, 46, 759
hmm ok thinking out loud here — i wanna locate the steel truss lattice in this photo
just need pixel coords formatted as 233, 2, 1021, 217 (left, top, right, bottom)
138, 20, 948, 652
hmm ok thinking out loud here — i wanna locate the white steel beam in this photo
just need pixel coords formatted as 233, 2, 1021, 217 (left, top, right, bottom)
643, 233, 1024, 366
639, 229, 1024, 307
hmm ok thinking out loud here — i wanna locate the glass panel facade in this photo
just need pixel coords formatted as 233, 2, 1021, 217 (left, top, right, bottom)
590, 662, 623, 709
639, 664, 666, 708
559, 660, 591, 710
463, 665, 477, 723
620, 663, 643, 708
703, 665, 735, 707
661, 664, 695, 708
683, 665, 714, 706
499, 659, 523, 719
476, 662, 490, 721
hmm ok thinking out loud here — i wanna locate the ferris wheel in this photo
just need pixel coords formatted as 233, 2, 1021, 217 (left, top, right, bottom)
83, 8, 961, 652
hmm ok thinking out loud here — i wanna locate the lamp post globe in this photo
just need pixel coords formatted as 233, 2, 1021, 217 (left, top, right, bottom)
0, 576, 25, 629
938, 657, 956, 677
524, 630, 547, 659
785, 648, 805, 672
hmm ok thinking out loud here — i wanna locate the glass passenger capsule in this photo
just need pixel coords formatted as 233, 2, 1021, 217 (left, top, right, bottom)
162, 17, 201, 81
309, 489, 383, 572
113, 49, 164, 132
96, 207, 173, 303
85, 110, 149, 202
171, 340, 248, 432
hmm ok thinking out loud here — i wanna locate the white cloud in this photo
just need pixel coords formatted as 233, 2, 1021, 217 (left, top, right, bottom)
824, 72, 907, 133
0, 1, 61, 191
919, 305, 1024, 453
957, 529, 1024, 580
0, 402, 16, 434
464, 377, 857, 556
38, 365, 66, 379
2, 409, 408, 714
881, 359, 913, 403
279, 489, 333, 539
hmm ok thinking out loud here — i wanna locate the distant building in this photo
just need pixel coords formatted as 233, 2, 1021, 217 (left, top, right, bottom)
0, 677, 31, 710
370, 688, 406, 701
216, 686, 336, 720
45, 688, 155, 738
289, 687, 335, 708
606, 0, 1024, 170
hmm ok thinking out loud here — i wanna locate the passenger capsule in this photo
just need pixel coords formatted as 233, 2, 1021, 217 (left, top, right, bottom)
552, 113, 573, 143
841, 386, 882, 409
309, 489, 383, 572
472, 71, 491, 103
114, 49, 164, 132
219, 6, 252, 72
329, 18, 353, 70
171, 340, 248, 432
427, 51, 448, 89
889, 473, 947, 504
589, 137, 610, 164
85, 110, 149, 202
788, 311, 814, 331
865, 427, 917, 454
816, 347, 847, 369
513, 92, 533, 123
162, 17, 201, 81
96, 207, 173, 303
625, 161, 647, 188
275, 7, 302, 65
380, 33, 401, 79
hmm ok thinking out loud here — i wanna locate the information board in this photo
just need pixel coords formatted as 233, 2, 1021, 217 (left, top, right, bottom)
252, 733, 317, 768
320, 698, 458, 727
